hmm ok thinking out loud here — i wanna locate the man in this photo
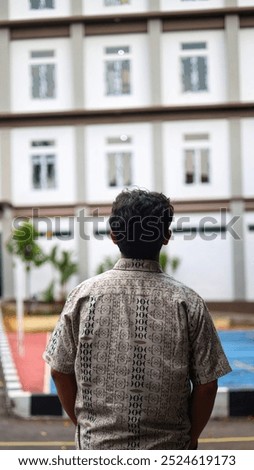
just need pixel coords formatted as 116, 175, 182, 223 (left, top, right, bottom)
43, 189, 231, 450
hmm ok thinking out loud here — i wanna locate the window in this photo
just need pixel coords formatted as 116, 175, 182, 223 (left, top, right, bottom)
181, 42, 208, 92
183, 134, 210, 184
106, 135, 132, 187
31, 140, 56, 189
105, 46, 131, 96
30, 0, 54, 9
30, 50, 56, 99
105, 0, 130, 5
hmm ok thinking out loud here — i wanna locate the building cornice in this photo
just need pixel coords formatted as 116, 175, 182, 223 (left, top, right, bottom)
4, 198, 254, 219
1, 103, 254, 128
1, 7, 254, 39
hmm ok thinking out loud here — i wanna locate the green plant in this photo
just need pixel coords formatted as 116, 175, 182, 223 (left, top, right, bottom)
47, 245, 78, 300
159, 252, 168, 272
41, 281, 55, 303
6, 221, 47, 299
171, 256, 181, 273
96, 256, 119, 275
159, 251, 181, 274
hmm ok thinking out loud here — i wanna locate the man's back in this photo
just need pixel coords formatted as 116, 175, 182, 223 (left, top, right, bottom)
44, 258, 230, 450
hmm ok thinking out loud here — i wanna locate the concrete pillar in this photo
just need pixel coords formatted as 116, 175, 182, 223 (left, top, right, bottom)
0, 130, 14, 298
229, 119, 246, 300
225, 13, 245, 299
71, 0, 83, 16
70, 24, 85, 109
1, 207, 15, 298
0, 0, 8, 20
75, 205, 89, 283
148, 19, 162, 106
0, 130, 12, 202
0, 29, 10, 113
226, 0, 238, 6
149, 0, 160, 11
74, 126, 88, 282
75, 126, 86, 202
230, 120, 242, 199
229, 200, 245, 301
225, 15, 240, 102
152, 122, 164, 192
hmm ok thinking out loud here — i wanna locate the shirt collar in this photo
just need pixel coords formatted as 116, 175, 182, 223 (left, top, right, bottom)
113, 258, 163, 273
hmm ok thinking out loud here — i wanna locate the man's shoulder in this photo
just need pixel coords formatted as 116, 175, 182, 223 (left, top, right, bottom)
66, 270, 115, 301
160, 273, 205, 304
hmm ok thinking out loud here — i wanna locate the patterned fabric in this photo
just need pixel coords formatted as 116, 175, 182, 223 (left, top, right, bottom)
43, 258, 231, 450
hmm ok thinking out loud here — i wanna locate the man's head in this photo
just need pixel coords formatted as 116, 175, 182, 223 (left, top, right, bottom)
109, 189, 174, 260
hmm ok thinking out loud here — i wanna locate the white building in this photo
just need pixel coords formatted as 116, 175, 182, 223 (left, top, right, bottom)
0, 0, 254, 308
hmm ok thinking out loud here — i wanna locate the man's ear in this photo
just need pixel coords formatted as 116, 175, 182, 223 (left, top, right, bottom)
162, 229, 171, 246
110, 231, 118, 245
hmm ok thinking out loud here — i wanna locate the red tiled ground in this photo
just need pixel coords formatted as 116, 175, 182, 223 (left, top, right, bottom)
7, 332, 48, 393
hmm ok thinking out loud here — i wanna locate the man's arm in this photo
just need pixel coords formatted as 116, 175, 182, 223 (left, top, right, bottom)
189, 379, 218, 449
51, 369, 77, 426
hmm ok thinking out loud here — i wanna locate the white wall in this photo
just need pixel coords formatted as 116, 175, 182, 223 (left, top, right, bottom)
11, 38, 73, 113
84, 209, 235, 300
0, 134, 2, 200
239, 29, 254, 103
241, 118, 254, 197
238, 0, 254, 6
9, 0, 70, 19
85, 123, 154, 203
169, 212, 234, 300
161, 30, 227, 105
161, 0, 225, 10
83, 0, 148, 15
83, 215, 120, 278
11, 127, 76, 206
162, 120, 230, 199
84, 34, 151, 109
244, 213, 254, 301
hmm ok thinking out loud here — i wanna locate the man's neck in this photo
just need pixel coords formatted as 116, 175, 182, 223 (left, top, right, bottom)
120, 254, 160, 262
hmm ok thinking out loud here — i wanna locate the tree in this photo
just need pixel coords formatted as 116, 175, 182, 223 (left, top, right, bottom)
96, 256, 119, 275
6, 221, 46, 299
47, 245, 78, 300
159, 251, 181, 274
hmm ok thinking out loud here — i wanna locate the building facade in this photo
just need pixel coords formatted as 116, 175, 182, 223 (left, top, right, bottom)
0, 0, 254, 305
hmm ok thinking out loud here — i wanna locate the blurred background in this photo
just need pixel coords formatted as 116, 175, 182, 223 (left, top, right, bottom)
0, 0, 253, 449
1, 0, 254, 301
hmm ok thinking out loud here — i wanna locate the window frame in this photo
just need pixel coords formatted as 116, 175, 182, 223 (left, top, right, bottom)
105, 46, 132, 96
31, 140, 57, 190
106, 135, 133, 187
104, 0, 130, 5
183, 134, 210, 185
29, 0, 55, 10
180, 42, 208, 93
30, 50, 56, 99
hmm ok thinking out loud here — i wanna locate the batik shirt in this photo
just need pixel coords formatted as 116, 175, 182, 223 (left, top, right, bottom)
43, 258, 231, 450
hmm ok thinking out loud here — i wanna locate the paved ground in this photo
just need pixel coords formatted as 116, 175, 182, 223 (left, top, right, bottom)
1, 318, 254, 451
7, 332, 48, 392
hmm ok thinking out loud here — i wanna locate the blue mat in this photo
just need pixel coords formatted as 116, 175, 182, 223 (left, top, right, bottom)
218, 330, 254, 389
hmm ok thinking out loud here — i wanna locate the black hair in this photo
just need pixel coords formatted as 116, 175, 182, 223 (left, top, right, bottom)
109, 189, 174, 259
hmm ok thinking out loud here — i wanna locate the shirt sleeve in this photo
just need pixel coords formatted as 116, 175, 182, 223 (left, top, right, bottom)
187, 296, 232, 385
43, 293, 79, 374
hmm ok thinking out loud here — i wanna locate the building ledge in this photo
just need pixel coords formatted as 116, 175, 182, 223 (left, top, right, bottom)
1, 102, 254, 127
